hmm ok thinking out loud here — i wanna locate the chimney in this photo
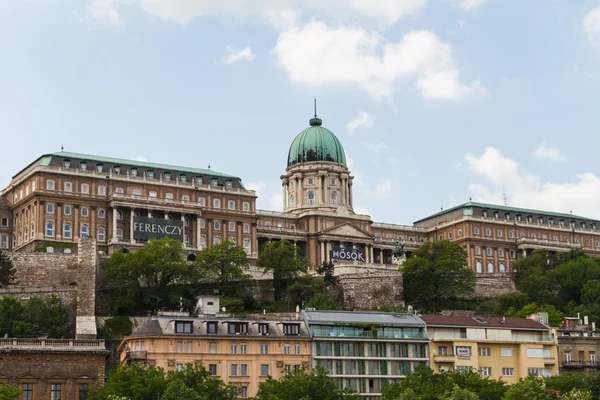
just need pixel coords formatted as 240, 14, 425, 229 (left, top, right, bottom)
593, 322, 596, 331
585, 316, 589, 325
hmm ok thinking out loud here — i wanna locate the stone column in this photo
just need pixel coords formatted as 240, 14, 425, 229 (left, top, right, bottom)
74, 205, 80, 240
130, 208, 136, 243
56, 203, 63, 240
297, 175, 303, 207
364, 244, 369, 263
348, 179, 353, 207
90, 207, 96, 240
165, 211, 169, 220
320, 241, 325, 265
196, 215, 202, 250
207, 219, 213, 247
326, 241, 331, 263
282, 182, 287, 209
317, 174, 322, 205
147, 209, 152, 218
111, 206, 118, 243
380, 249, 384, 264
181, 214, 186, 247
341, 177, 346, 206
370, 246, 374, 264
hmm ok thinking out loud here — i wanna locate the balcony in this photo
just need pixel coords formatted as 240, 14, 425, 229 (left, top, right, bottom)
563, 360, 600, 369
516, 237, 582, 252
126, 350, 148, 361
257, 225, 307, 235
433, 353, 456, 363
109, 193, 205, 210
0, 339, 106, 350
544, 357, 556, 365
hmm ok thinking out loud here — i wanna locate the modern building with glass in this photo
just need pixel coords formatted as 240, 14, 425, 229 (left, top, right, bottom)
302, 310, 429, 398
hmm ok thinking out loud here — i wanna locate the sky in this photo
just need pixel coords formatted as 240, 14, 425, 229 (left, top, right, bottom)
2, 0, 600, 225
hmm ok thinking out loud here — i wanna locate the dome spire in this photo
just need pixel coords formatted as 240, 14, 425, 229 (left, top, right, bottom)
309, 98, 322, 126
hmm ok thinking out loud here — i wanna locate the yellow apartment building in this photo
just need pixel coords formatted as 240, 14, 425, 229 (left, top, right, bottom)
118, 310, 310, 399
421, 314, 558, 383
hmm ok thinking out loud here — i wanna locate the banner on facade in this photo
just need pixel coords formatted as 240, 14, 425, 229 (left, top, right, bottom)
133, 216, 184, 241
331, 244, 366, 263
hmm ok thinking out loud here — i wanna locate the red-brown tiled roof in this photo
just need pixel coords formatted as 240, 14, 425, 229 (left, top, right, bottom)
420, 314, 549, 330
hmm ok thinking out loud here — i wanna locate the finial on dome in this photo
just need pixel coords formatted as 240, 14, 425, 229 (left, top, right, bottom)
309, 98, 322, 126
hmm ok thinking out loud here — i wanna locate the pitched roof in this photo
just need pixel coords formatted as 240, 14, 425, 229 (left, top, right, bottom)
420, 314, 549, 330
414, 201, 593, 224
302, 310, 425, 327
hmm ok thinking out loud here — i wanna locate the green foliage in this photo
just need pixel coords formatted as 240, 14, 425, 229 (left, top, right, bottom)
161, 379, 201, 400
503, 376, 549, 400
0, 383, 21, 400
558, 389, 592, 400
165, 364, 238, 400
306, 293, 339, 310
316, 261, 339, 288
549, 256, 600, 306
394, 389, 418, 400
513, 251, 556, 305
382, 366, 506, 400
495, 292, 531, 315
0, 295, 69, 338
441, 385, 479, 400
288, 275, 326, 306
195, 240, 249, 295
504, 302, 564, 327
402, 241, 475, 311
254, 367, 359, 400
98, 316, 133, 341
258, 240, 310, 301
220, 297, 245, 314
90, 363, 167, 400
0, 251, 15, 287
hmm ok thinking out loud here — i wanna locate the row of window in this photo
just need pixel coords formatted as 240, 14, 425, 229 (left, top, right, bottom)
475, 261, 508, 273
480, 209, 595, 230
296, 177, 340, 186
474, 246, 516, 258
288, 191, 339, 205
62, 159, 233, 187
20, 382, 88, 400
206, 362, 270, 378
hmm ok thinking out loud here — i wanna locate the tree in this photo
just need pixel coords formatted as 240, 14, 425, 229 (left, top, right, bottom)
513, 251, 556, 306
503, 376, 549, 400
0, 251, 15, 287
316, 261, 338, 288
402, 241, 475, 311
306, 293, 339, 310
165, 364, 238, 400
559, 389, 592, 400
254, 367, 359, 400
505, 303, 563, 327
90, 363, 167, 400
195, 240, 249, 295
288, 275, 326, 306
23, 295, 70, 338
258, 240, 310, 301
441, 385, 478, 400
161, 379, 201, 400
0, 383, 21, 400
549, 256, 600, 306
0, 296, 29, 338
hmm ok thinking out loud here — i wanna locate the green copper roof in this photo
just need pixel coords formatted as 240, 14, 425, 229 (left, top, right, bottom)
47, 151, 240, 180
287, 117, 346, 167
414, 201, 594, 224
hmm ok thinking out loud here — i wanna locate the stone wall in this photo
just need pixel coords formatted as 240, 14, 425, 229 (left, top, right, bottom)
475, 273, 516, 297
337, 270, 403, 309
9, 252, 79, 287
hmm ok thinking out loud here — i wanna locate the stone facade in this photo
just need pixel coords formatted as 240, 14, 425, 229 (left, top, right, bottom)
474, 273, 516, 297
337, 269, 403, 309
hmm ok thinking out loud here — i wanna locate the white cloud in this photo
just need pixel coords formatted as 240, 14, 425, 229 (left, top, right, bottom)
134, 155, 147, 162
87, 0, 121, 25
274, 24, 485, 101
532, 142, 566, 162
584, 7, 600, 48
346, 111, 374, 134
219, 46, 256, 64
363, 142, 388, 152
353, 206, 370, 215
374, 179, 393, 198
465, 147, 600, 218
87, 0, 427, 26
388, 156, 397, 165
458, 0, 486, 11
245, 181, 266, 193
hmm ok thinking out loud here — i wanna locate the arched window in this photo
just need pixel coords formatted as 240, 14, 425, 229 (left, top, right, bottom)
80, 225, 89, 238
243, 223, 250, 233
487, 262, 494, 273
499, 263, 506, 273
229, 222, 236, 232
200, 218, 206, 228
117, 210, 123, 220
214, 220, 221, 230
213, 236, 221, 245
46, 221, 54, 237
81, 207, 89, 217
330, 191, 337, 204
64, 205, 72, 215
290, 194, 295, 204
475, 246, 481, 255
63, 223, 72, 239
243, 239, 251, 254
475, 261, 482, 273
294, 343, 300, 354
307, 191, 315, 204
200, 236, 206, 249
165, 193, 174, 200
284, 344, 290, 354
116, 228, 123, 241
187, 341, 193, 353
97, 227, 105, 242
98, 208, 105, 219
47, 203, 54, 214
176, 341, 183, 353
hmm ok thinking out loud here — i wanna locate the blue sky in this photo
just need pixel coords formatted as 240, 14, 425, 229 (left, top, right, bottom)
2, 0, 600, 224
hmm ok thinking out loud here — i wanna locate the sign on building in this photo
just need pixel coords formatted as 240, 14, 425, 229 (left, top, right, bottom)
331, 244, 366, 263
133, 216, 184, 241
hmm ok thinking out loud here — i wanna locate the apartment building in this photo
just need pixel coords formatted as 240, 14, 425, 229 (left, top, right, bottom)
302, 310, 429, 399
421, 314, 558, 384
556, 316, 600, 375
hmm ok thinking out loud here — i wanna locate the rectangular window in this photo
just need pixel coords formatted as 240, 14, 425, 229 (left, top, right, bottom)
283, 323, 300, 336
438, 346, 449, 356
209, 342, 217, 354
51, 383, 61, 400
22, 384, 33, 400
526, 348, 544, 358
260, 364, 269, 376
501, 348, 513, 357
208, 364, 217, 376
175, 321, 193, 334
510, 250, 516, 259
486, 228, 492, 236
497, 230, 503, 237
230, 364, 238, 376
47, 180, 55, 190
479, 347, 491, 356
228, 200, 235, 210
474, 228, 480, 235
243, 202, 250, 211
240, 386, 248, 398
241, 364, 248, 376
502, 368, 514, 376
176, 364, 184, 372
261, 343, 269, 354
480, 367, 491, 376
227, 322, 248, 335
207, 322, 218, 334
0, 217, 7, 227
258, 323, 269, 335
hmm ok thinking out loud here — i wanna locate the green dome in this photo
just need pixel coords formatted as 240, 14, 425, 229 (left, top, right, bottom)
287, 117, 347, 167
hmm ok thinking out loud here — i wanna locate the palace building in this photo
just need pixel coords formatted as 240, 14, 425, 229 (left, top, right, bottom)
2, 113, 600, 274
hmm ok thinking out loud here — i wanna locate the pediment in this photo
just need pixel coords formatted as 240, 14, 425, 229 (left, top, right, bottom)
320, 222, 373, 240
18, 373, 37, 379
